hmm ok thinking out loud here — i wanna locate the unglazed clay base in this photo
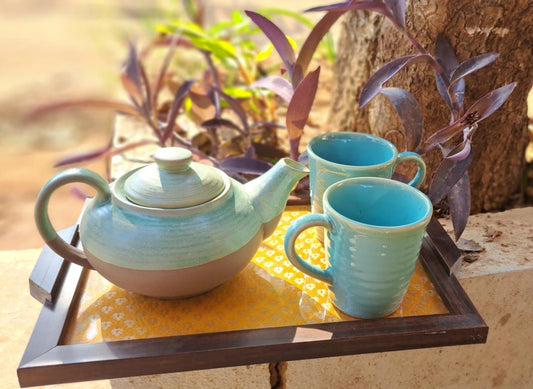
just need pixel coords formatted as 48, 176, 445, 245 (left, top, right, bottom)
85, 231, 264, 299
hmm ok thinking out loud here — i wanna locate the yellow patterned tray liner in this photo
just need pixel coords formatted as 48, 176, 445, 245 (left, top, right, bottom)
63, 207, 447, 345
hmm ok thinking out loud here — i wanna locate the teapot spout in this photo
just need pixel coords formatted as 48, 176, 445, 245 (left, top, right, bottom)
244, 158, 309, 238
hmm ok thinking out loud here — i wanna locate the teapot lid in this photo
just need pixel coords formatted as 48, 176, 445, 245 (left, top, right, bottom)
124, 147, 225, 208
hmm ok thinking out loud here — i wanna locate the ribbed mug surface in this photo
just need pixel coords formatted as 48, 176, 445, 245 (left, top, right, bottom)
284, 177, 433, 318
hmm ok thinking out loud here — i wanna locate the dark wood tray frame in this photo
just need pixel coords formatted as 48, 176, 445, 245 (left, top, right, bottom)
17, 218, 487, 387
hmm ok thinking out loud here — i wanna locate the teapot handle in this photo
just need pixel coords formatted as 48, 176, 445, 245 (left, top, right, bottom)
35, 168, 111, 269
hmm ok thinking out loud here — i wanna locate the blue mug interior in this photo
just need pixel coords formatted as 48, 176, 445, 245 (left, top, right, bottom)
327, 179, 431, 227
310, 135, 394, 166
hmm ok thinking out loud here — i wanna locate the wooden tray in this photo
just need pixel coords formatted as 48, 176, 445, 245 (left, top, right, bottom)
17, 214, 487, 387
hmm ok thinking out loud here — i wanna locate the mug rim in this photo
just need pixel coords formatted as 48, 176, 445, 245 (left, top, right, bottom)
323, 177, 433, 232
307, 132, 398, 171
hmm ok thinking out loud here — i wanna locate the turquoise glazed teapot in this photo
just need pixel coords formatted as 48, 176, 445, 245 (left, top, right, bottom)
35, 147, 309, 298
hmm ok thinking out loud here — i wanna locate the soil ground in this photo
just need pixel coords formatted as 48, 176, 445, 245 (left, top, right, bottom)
0, 0, 328, 250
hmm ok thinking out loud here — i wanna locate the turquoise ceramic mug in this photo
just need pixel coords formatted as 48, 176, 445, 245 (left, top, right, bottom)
284, 177, 433, 319
308, 132, 426, 241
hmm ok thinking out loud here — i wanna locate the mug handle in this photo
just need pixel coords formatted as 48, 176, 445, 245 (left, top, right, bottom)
395, 151, 426, 188
34, 168, 111, 269
284, 214, 333, 284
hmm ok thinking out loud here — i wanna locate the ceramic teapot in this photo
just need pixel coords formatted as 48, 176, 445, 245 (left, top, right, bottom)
35, 147, 309, 298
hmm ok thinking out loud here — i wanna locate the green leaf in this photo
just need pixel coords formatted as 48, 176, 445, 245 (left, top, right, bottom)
286, 35, 298, 51
223, 86, 254, 99
190, 36, 237, 59
208, 21, 238, 36
184, 96, 193, 113
169, 20, 206, 39
231, 10, 245, 24
255, 44, 274, 62
207, 13, 250, 37
155, 23, 175, 35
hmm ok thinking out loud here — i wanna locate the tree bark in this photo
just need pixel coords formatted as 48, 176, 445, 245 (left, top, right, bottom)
329, 0, 532, 213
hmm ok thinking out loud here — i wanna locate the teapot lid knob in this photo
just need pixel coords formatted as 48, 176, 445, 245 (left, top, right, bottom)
154, 147, 192, 173
123, 147, 226, 209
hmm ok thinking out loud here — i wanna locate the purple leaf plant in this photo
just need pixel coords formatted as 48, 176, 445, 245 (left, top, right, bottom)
28, 39, 287, 180
304, 0, 516, 239
29, 42, 200, 164
245, 10, 327, 160
28, 1, 517, 236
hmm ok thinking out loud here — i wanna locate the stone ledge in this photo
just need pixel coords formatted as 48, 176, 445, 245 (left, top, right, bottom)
439, 207, 533, 279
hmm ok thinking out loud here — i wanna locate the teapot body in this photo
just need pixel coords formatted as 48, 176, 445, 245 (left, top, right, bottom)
35, 147, 309, 299
79, 172, 265, 298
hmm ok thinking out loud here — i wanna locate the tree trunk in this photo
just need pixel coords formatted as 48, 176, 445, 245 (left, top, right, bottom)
329, 0, 532, 213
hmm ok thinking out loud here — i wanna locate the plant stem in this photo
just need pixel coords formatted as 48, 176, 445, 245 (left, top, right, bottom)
202, 51, 222, 90
416, 143, 436, 155
171, 132, 193, 147
138, 63, 153, 118
151, 33, 180, 110
202, 50, 224, 121
237, 58, 276, 122
399, 27, 460, 121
